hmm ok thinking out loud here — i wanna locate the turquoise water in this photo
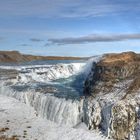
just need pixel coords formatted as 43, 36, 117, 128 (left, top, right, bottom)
9, 60, 87, 100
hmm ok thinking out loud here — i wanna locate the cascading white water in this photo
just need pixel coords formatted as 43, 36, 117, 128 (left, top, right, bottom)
81, 55, 102, 77
0, 63, 85, 83
0, 58, 102, 127
0, 85, 83, 126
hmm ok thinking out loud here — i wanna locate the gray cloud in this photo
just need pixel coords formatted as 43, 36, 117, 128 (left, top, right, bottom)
20, 44, 31, 46
0, 0, 140, 18
30, 38, 43, 42
48, 33, 140, 45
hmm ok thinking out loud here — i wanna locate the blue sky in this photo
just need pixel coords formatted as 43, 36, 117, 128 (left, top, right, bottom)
0, 0, 140, 56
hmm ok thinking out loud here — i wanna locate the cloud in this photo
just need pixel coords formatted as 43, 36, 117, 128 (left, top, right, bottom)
47, 33, 140, 45
0, 0, 140, 18
20, 44, 31, 46
30, 38, 43, 42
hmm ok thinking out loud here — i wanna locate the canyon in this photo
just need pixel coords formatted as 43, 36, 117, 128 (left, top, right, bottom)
0, 51, 140, 140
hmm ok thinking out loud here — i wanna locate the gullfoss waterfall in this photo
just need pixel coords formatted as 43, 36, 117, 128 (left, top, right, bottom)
0, 59, 97, 127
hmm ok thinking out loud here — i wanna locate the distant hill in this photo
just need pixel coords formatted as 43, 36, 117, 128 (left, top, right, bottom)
0, 51, 85, 63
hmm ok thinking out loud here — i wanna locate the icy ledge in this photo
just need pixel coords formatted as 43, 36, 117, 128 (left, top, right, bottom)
0, 85, 83, 127
0, 95, 107, 140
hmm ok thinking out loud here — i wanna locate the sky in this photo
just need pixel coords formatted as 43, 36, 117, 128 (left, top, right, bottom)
0, 0, 140, 56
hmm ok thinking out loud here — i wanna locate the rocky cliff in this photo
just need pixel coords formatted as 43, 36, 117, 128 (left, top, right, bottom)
84, 52, 140, 140
1, 51, 140, 140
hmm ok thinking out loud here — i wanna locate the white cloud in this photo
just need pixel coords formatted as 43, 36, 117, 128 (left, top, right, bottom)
47, 33, 140, 45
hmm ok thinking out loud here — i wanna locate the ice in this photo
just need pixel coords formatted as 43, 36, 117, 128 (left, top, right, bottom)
0, 59, 101, 127
0, 85, 83, 127
0, 95, 107, 140
0, 58, 109, 140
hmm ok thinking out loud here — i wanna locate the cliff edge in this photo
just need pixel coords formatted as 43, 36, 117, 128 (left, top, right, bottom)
84, 52, 140, 140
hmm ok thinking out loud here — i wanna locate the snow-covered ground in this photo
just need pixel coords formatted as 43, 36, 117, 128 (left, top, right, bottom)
0, 95, 107, 140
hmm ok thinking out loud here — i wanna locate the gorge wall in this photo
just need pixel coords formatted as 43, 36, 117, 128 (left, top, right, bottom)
1, 52, 140, 140
84, 52, 140, 140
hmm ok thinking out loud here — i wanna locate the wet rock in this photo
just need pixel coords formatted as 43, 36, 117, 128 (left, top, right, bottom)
110, 100, 137, 139
83, 98, 101, 130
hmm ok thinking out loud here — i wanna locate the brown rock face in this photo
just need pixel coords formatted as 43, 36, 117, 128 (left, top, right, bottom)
98, 52, 140, 80
110, 100, 137, 140
85, 52, 140, 96
84, 52, 140, 139
101, 51, 138, 64
0, 51, 26, 63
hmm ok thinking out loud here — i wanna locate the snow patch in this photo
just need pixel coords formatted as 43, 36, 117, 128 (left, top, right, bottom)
0, 95, 107, 140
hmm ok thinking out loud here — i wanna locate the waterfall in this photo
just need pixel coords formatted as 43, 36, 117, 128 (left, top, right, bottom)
0, 63, 85, 83
0, 58, 102, 127
0, 85, 84, 127
80, 55, 103, 78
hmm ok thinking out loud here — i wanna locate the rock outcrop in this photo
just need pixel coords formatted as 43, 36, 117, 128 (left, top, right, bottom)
110, 100, 136, 140
85, 52, 140, 96
84, 52, 140, 139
